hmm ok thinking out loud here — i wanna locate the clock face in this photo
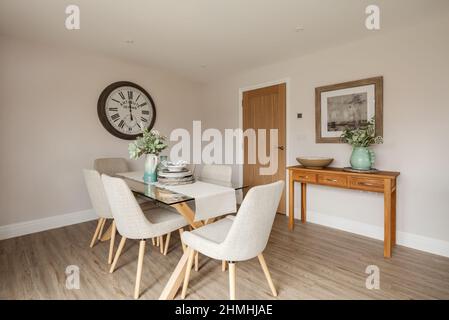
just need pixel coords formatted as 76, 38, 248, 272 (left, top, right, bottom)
97, 82, 156, 140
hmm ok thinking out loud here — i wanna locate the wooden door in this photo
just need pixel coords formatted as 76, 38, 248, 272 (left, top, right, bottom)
243, 83, 286, 214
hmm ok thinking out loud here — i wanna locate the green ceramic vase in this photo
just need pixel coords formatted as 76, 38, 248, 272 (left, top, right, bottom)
350, 147, 375, 170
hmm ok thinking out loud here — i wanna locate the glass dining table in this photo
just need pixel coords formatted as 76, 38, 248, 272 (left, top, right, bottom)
114, 172, 248, 299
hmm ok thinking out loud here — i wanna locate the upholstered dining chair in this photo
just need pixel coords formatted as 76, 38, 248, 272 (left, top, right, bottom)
93, 157, 129, 176
102, 174, 189, 299
83, 169, 117, 264
180, 180, 284, 300
94, 157, 171, 250
200, 164, 232, 183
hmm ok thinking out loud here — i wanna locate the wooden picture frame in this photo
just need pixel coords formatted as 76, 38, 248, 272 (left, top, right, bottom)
315, 76, 383, 143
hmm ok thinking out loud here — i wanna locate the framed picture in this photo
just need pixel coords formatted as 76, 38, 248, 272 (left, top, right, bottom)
315, 76, 383, 143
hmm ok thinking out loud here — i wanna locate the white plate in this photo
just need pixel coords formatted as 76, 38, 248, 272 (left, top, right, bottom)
166, 166, 187, 172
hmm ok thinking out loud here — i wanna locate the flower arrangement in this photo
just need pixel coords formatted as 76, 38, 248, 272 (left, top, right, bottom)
340, 118, 383, 147
128, 127, 168, 159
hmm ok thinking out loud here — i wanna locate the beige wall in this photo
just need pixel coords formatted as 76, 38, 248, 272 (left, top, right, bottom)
201, 15, 449, 249
1, 13, 448, 255
0, 36, 203, 226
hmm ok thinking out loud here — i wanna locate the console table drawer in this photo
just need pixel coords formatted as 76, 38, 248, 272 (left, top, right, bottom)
317, 173, 347, 188
348, 176, 384, 192
291, 171, 317, 183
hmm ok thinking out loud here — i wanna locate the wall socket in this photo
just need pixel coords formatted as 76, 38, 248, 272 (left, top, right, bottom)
297, 113, 303, 118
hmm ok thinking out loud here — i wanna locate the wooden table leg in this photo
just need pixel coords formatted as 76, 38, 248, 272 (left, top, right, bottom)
158, 202, 204, 300
171, 203, 203, 229
384, 179, 392, 258
288, 175, 295, 231
391, 188, 397, 246
159, 250, 190, 300
301, 183, 307, 223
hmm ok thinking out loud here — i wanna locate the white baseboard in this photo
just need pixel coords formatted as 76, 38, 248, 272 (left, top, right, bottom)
2, 207, 449, 258
301, 209, 449, 258
0, 209, 97, 241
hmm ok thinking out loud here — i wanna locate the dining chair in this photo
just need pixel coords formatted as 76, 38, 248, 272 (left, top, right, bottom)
93, 155, 162, 255
180, 180, 284, 300
101, 174, 189, 299
93, 157, 129, 176
83, 169, 117, 265
200, 164, 232, 183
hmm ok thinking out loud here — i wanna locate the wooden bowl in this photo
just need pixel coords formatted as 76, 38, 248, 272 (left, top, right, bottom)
296, 157, 333, 169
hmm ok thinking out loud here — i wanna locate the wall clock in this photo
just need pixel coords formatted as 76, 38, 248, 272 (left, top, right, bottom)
97, 81, 156, 140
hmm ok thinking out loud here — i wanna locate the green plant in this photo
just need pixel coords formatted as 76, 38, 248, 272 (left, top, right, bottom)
128, 127, 167, 159
340, 118, 383, 147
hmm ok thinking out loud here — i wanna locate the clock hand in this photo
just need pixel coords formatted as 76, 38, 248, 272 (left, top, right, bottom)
128, 101, 133, 121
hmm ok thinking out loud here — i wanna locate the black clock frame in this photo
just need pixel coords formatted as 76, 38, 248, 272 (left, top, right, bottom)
97, 81, 156, 140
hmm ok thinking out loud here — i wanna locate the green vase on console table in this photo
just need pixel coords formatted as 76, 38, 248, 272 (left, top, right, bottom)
350, 147, 375, 170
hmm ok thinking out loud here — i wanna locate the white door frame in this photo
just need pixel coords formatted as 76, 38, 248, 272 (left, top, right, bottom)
237, 78, 291, 214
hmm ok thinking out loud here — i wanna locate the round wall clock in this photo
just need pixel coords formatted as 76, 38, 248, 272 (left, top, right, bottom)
97, 81, 156, 140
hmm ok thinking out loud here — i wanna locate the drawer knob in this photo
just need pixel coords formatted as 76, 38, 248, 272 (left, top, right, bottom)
326, 178, 338, 182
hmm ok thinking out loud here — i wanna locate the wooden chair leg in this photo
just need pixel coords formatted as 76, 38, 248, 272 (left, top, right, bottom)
90, 218, 103, 248
152, 237, 156, 246
109, 236, 127, 273
156, 236, 160, 246
194, 251, 199, 271
134, 240, 146, 299
97, 218, 106, 240
222, 260, 227, 272
257, 254, 277, 297
108, 221, 116, 264
179, 228, 186, 252
159, 236, 164, 254
163, 232, 171, 256
229, 262, 236, 300
181, 248, 195, 299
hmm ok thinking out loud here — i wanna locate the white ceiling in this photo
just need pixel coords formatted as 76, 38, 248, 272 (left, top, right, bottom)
1, 0, 448, 82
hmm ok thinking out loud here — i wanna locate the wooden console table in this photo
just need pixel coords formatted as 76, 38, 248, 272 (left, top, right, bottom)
288, 166, 400, 258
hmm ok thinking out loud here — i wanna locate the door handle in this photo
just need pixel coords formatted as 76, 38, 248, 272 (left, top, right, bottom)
277, 146, 285, 151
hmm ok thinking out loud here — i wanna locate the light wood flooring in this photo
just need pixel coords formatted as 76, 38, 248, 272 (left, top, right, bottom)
1, 215, 449, 299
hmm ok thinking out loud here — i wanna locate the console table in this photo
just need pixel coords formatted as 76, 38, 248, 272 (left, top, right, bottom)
288, 166, 400, 258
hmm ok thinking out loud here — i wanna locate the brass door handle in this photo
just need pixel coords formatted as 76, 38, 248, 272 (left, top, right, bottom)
277, 146, 285, 150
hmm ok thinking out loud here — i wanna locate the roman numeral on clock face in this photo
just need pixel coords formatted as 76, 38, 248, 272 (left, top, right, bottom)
128, 91, 133, 100
118, 120, 125, 128
118, 91, 125, 100
139, 102, 147, 108
111, 113, 120, 122
109, 107, 118, 112
142, 110, 149, 115
141, 117, 148, 122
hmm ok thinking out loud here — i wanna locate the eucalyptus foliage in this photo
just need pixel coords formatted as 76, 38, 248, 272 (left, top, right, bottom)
340, 118, 383, 147
128, 127, 167, 159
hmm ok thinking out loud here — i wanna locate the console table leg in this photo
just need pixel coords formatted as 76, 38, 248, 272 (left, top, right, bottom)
384, 179, 392, 258
391, 189, 397, 246
288, 176, 295, 230
301, 183, 307, 223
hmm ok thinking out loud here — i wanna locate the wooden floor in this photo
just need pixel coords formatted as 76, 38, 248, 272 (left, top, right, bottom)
1, 215, 449, 299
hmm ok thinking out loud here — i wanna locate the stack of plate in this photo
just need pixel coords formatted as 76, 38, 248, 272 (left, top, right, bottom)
157, 167, 195, 185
